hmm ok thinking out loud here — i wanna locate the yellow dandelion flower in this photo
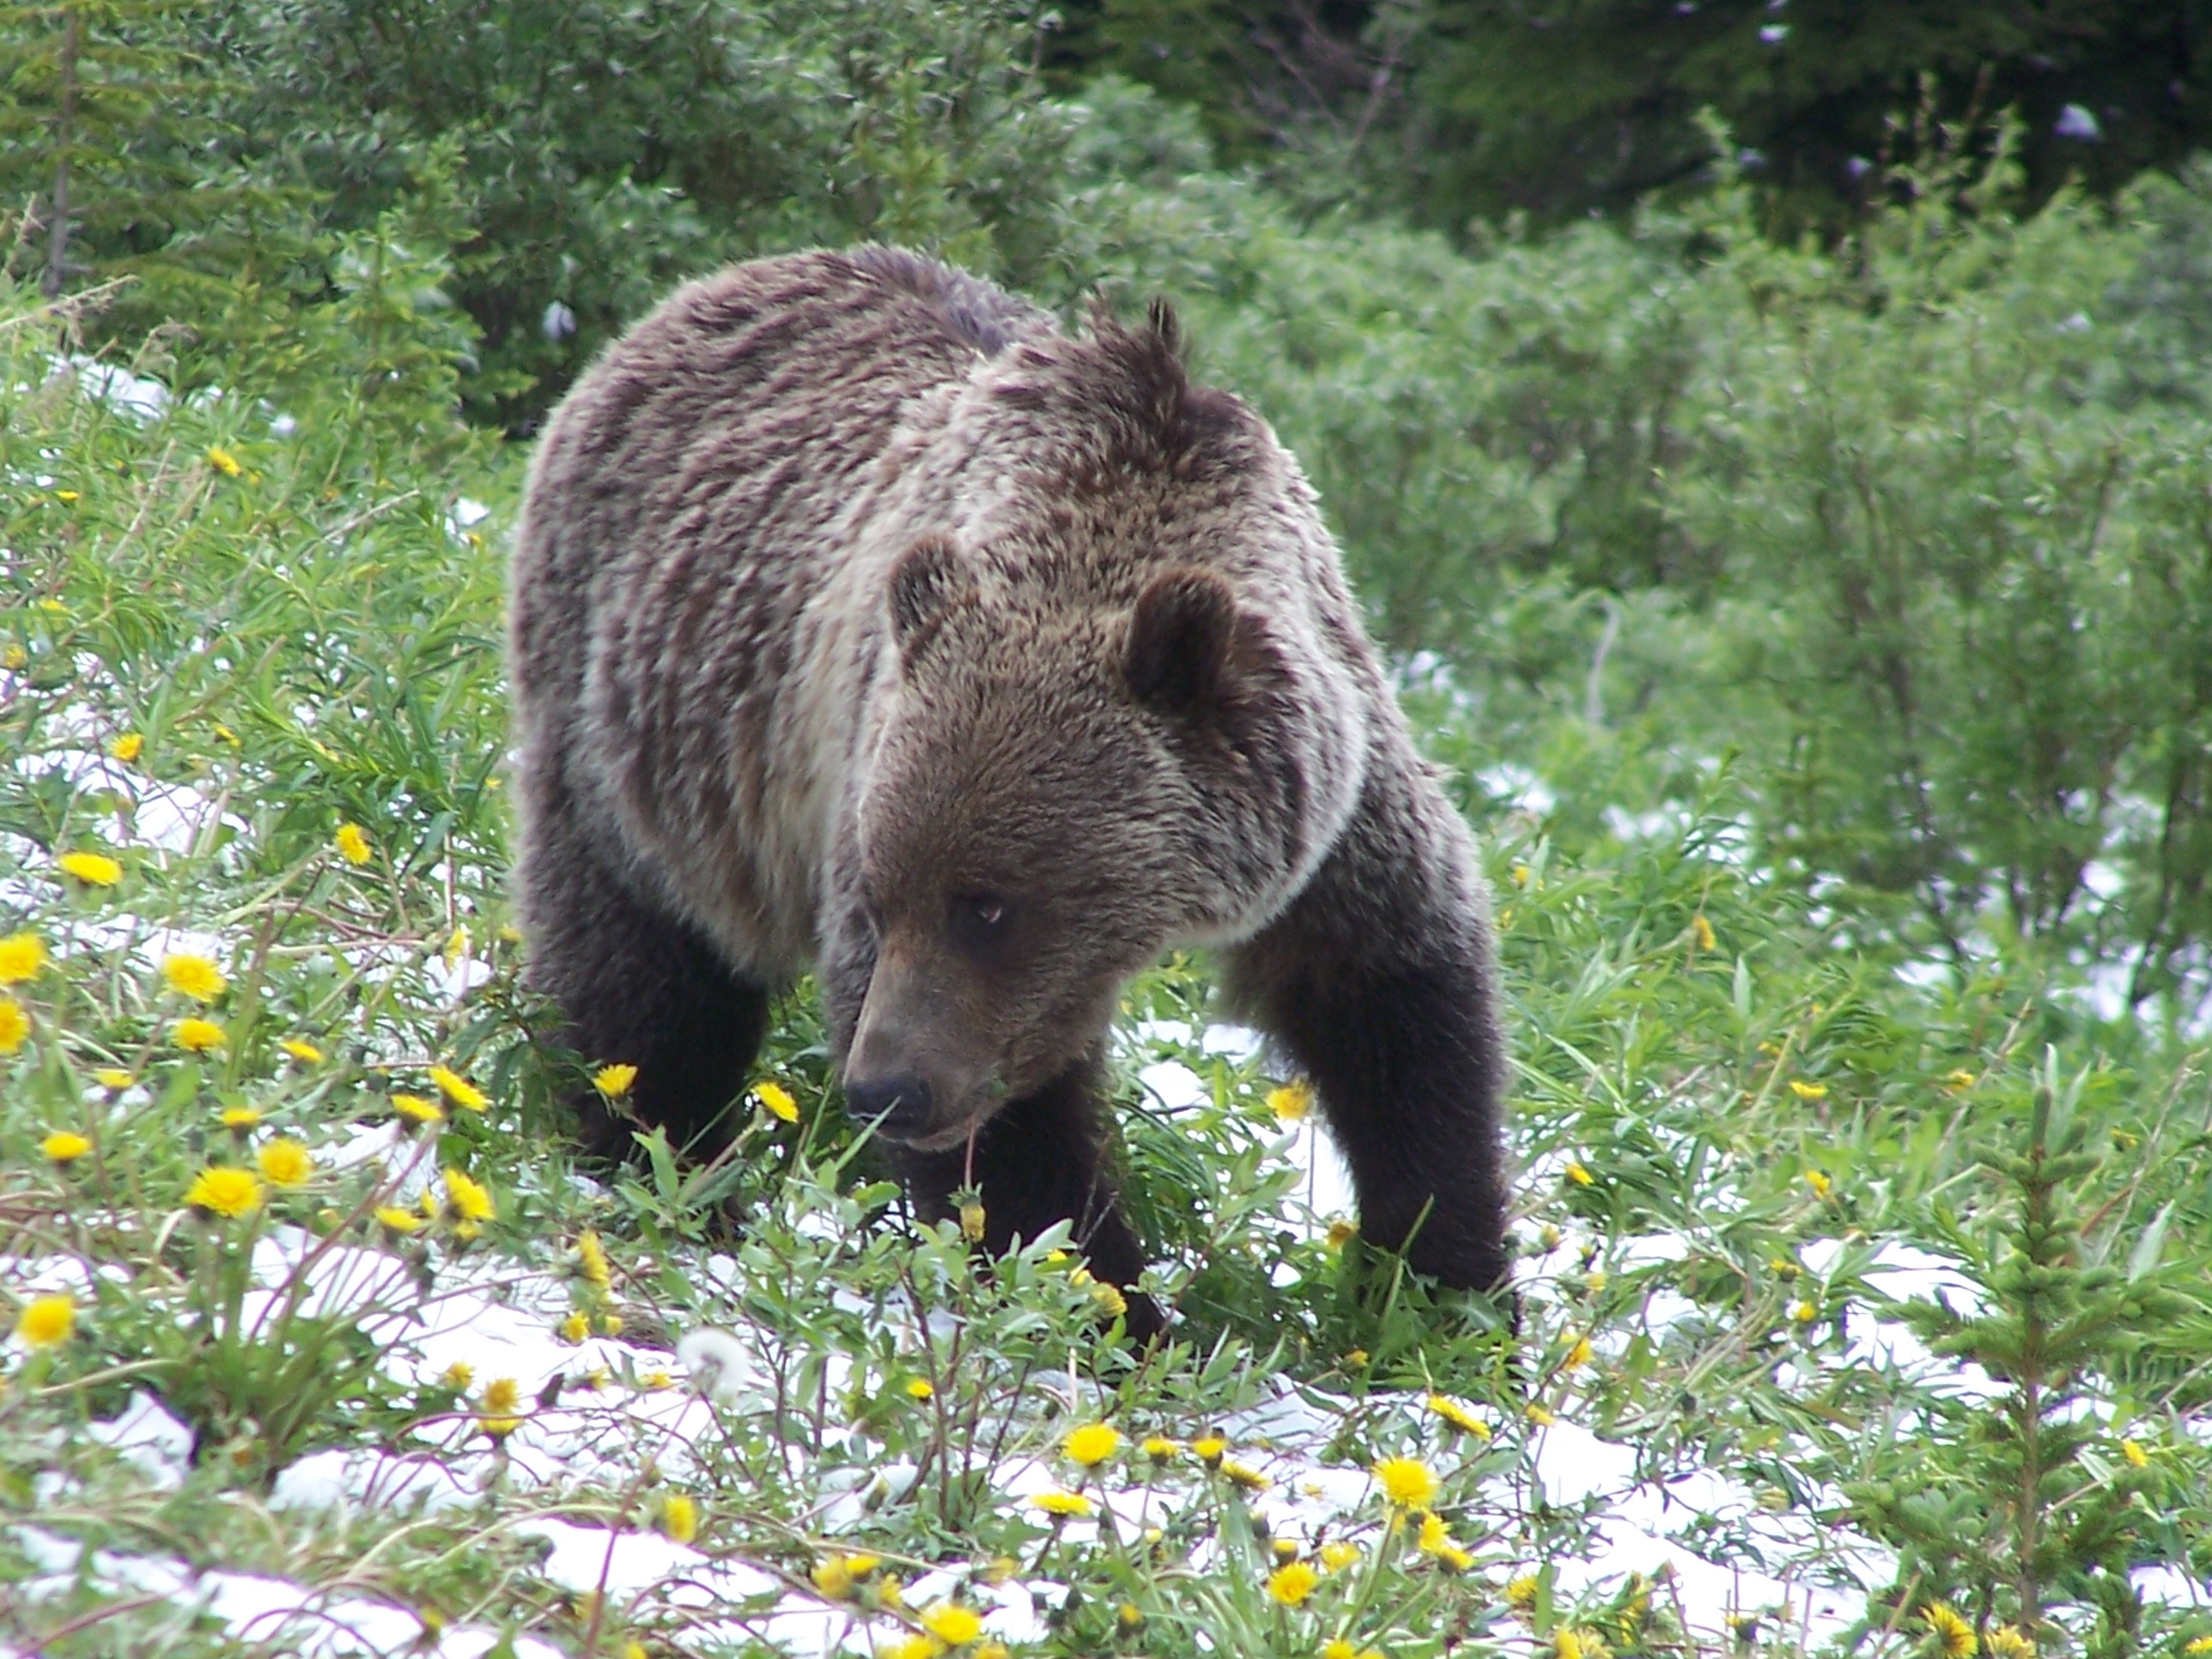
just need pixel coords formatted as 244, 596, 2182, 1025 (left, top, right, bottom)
108, 732, 143, 764
441, 1167, 495, 1223
94, 1068, 133, 1090
173, 1018, 225, 1053
1791, 1300, 1819, 1323
16, 1292, 76, 1347
374, 1205, 422, 1234
428, 1065, 488, 1113
959, 1198, 987, 1240
0, 1000, 29, 1054
1507, 1575, 1541, 1610
55, 489, 78, 502
335, 823, 372, 866
1265, 1561, 1318, 1606
481, 1376, 521, 1415
1267, 1080, 1312, 1122
1790, 1079, 1828, 1101
42, 1130, 91, 1163
878, 1639, 938, 1659
640, 1369, 672, 1389
1117, 1604, 1143, 1629
478, 1415, 521, 1443
2120, 1438, 2149, 1468
595, 1311, 622, 1335
1945, 1068, 1978, 1091
1556, 1630, 1583, 1659
392, 1093, 443, 1126
1565, 1160, 1594, 1186
657, 1492, 698, 1545
441, 1363, 473, 1390
1804, 1170, 1833, 1199
279, 1038, 325, 1064
220, 1106, 260, 1131
1427, 1394, 1489, 1437
1583, 1270, 1607, 1293
442, 926, 469, 969
593, 1063, 637, 1098
257, 1138, 314, 1188
623, 1644, 646, 1659
1192, 1435, 1227, 1465
1325, 1218, 1359, 1249
753, 1080, 799, 1121
904, 1377, 934, 1400
1270, 1538, 1300, 1562
974, 1646, 1009, 1659
1319, 1540, 1362, 1571
185, 1164, 262, 1218
921, 1605, 982, 1645
1030, 1490, 1093, 1517
1985, 1627, 2034, 1659
1221, 1459, 1271, 1491
1432, 1539, 1475, 1571
1343, 1349, 1369, 1368
2182, 1640, 2212, 1657
1525, 1403, 1558, 1426
1090, 1279, 1128, 1318
0, 933, 46, 985
1692, 914, 1717, 951
1922, 1603, 1976, 1659
1, 643, 21, 669
560, 1312, 590, 1343
575, 1231, 611, 1289
1416, 1510, 1453, 1553
1564, 1334, 1595, 1369
58, 850, 123, 886
1141, 1436, 1181, 1461
811, 1553, 879, 1600
1064, 1423, 1122, 1468
206, 446, 243, 477
1372, 1456, 1437, 1509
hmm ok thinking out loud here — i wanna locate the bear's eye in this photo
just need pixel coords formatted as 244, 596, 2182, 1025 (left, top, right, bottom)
951, 890, 1012, 952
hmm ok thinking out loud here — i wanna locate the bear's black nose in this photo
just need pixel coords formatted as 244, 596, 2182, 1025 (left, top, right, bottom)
846, 1073, 933, 1138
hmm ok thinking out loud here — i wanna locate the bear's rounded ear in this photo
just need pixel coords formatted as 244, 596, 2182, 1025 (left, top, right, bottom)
888, 534, 975, 665
1125, 567, 1241, 714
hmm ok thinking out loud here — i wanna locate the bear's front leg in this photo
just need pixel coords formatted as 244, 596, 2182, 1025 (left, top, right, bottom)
1227, 758, 1513, 1295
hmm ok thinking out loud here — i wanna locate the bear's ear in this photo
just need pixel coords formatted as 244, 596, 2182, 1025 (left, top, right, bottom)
1125, 567, 1242, 714
888, 535, 975, 665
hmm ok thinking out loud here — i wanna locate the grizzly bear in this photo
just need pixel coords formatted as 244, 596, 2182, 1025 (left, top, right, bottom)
507, 247, 1510, 1338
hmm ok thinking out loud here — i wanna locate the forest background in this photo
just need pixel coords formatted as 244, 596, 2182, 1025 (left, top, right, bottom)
5, 4, 2212, 1658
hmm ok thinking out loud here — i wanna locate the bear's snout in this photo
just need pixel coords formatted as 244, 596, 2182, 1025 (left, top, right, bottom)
845, 1072, 934, 1139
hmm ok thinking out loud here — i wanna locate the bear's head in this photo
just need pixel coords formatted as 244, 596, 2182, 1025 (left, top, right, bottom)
842, 530, 1310, 1152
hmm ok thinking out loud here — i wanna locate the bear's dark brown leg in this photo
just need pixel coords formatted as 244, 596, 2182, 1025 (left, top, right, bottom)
1227, 764, 1513, 1295
518, 780, 769, 1163
884, 1054, 1164, 1342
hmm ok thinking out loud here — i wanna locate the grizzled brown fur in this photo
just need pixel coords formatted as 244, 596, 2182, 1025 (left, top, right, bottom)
509, 247, 1511, 1336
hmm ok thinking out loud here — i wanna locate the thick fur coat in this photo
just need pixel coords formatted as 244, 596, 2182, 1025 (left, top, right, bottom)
509, 247, 1511, 1335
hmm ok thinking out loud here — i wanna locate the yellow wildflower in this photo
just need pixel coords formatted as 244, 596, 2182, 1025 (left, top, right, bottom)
441, 1167, 495, 1223
1416, 1510, 1453, 1553
596, 1312, 622, 1335
959, 1199, 986, 1241
1118, 1603, 1143, 1628
1141, 1436, 1181, 1461
1507, 1575, 1541, 1611
657, 1492, 698, 1545
1985, 1628, 2034, 1659
575, 1231, 611, 1289
441, 1363, 473, 1390
1325, 1218, 1359, 1249
0, 1000, 28, 1054
58, 850, 123, 886
173, 1018, 226, 1053
1265, 1561, 1318, 1606
1064, 1422, 1122, 1468
1090, 1279, 1128, 1318
481, 1376, 521, 1414
1267, 1080, 1312, 1122
1192, 1435, 1227, 1465
374, 1205, 422, 1234
1789, 1079, 1828, 1101
1, 643, 21, 668
1525, 1404, 1557, 1426
905, 1377, 934, 1400
878, 1640, 939, 1659
1945, 1069, 1978, 1091
55, 489, 78, 502
753, 1080, 799, 1121
1804, 1170, 1833, 1199
1344, 1349, 1369, 1368
442, 926, 469, 969
921, 1604, 982, 1645
2182, 1640, 2212, 1657
2120, 1438, 2149, 1468
1922, 1603, 1976, 1659
93, 1068, 133, 1090
1431, 1538, 1475, 1571
257, 1139, 315, 1188
1372, 1456, 1437, 1509
640, 1369, 672, 1389
1564, 1334, 1595, 1369
0, 933, 46, 985
1565, 1160, 1594, 1186
1030, 1490, 1093, 1517
335, 823, 372, 866
220, 1106, 260, 1131
429, 1064, 488, 1112
392, 1093, 443, 1127
42, 1130, 91, 1163
1555, 1631, 1583, 1659
1319, 1540, 1361, 1571
811, 1553, 872, 1600
560, 1312, 590, 1343
1791, 1300, 1819, 1323
279, 1038, 325, 1064
1427, 1394, 1489, 1437
479, 1415, 521, 1443
206, 446, 243, 477
15, 1292, 75, 1347
593, 1063, 637, 1098
185, 1165, 262, 1218
1692, 914, 1717, 951
1270, 1537, 1299, 1562
1221, 1459, 1271, 1491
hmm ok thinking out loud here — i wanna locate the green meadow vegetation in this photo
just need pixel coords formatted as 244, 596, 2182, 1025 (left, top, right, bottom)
3, 4, 2212, 1656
